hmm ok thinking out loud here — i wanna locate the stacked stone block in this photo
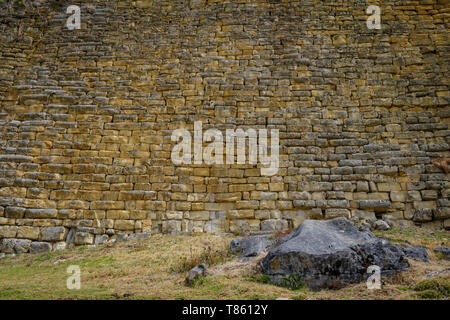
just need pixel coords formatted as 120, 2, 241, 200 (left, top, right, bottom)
0, 0, 448, 253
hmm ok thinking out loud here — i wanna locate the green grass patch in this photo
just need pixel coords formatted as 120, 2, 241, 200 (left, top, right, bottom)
413, 278, 450, 299
249, 274, 273, 285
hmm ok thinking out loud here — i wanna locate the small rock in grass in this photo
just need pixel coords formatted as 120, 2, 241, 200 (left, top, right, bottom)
126, 232, 151, 241
185, 264, 207, 286
434, 247, 450, 260
374, 219, 391, 231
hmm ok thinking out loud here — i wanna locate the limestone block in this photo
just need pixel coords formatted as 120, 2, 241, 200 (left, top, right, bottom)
40, 226, 67, 242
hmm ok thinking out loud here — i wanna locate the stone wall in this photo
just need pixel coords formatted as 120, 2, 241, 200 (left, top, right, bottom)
0, 0, 448, 253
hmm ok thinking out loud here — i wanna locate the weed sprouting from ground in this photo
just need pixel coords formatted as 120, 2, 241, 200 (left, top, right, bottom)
249, 274, 273, 285
279, 273, 305, 291
249, 273, 305, 291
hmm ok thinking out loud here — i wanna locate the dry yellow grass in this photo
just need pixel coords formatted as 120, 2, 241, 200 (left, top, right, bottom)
0, 226, 448, 300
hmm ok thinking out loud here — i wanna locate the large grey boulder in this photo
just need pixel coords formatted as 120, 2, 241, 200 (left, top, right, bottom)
260, 217, 409, 290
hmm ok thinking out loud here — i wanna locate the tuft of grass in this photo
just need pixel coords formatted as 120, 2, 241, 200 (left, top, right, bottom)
435, 252, 447, 260
292, 294, 307, 300
416, 290, 442, 299
171, 240, 230, 273
250, 273, 305, 291
249, 274, 273, 285
279, 273, 305, 291
34, 252, 54, 262
190, 276, 208, 287
413, 278, 450, 298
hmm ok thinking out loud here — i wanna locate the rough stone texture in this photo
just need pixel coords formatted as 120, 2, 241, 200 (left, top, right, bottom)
0, 238, 31, 253
40, 227, 67, 242
126, 232, 151, 241
399, 245, 430, 262
260, 218, 410, 290
53, 241, 67, 251
74, 232, 94, 245
230, 235, 275, 259
185, 263, 207, 286
30, 241, 52, 254
374, 219, 391, 231
434, 247, 450, 260
94, 234, 109, 245
0, 0, 449, 252
425, 269, 450, 279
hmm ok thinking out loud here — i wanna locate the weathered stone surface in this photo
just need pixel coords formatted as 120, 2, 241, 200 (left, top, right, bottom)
94, 234, 109, 245
425, 269, 450, 279
399, 245, 430, 262
126, 232, 150, 241
65, 228, 76, 244
0, 239, 31, 253
53, 242, 67, 251
0, 226, 18, 238
260, 218, 409, 290
413, 209, 434, 222
185, 264, 207, 286
434, 207, 450, 220
5, 207, 25, 219
374, 220, 391, 231
30, 242, 52, 254
74, 232, 94, 245
24, 209, 57, 219
434, 247, 450, 260
40, 227, 67, 242
114, 233, 128, 242
114, 220, 135, 231
230, 235, 275, 259
358, 200, 391, 210
261, 220, 288, 231
17, 226, 40, 240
